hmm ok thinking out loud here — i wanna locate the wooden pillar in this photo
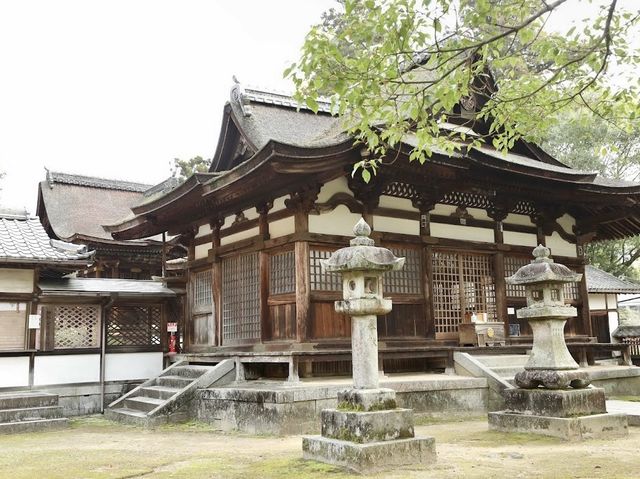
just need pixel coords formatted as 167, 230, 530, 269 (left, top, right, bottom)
423, 246, 435, 339
494, 253, 508, 337
210, 218, 223, 347
285, 186, 319, 344
576, 233, 594, 338
295, 241, 310, 343
257, 201, 273, 240
413, 193, 438, 338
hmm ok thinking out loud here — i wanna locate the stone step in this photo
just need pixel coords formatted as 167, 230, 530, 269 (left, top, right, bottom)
0, 392, 58, 410
473, 355, 529, 368
139, 386, 182, 400
104, 407, 149, 426
0, 406, 64, 423
123, 396, 165, 413
0, 417, 69, 435
168, 366, 215, 378
155, 375, 194, 389
490, 366, 526, 377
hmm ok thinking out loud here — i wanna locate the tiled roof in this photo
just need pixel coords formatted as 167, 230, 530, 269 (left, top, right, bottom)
586, 265, 640, 293
46, 171, 152, 192
0, 213, 94, 263
39, 278, 175, 296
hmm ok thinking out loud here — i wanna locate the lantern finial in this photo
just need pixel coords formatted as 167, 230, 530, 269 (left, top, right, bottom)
532, 244, 552, 263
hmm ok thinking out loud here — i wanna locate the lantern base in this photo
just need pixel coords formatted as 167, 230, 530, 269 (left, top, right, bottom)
515, 369, 591, 389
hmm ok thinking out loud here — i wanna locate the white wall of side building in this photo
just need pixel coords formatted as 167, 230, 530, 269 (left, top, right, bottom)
0, 356, 30, 387
0, 268, 34, 293
104, 352, 163, 381
33, 354, 101, 385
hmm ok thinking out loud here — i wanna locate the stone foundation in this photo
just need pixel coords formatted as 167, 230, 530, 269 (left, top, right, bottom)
488, 411, 628, 441
490, 387, 629, 441
302, 435, 436, 474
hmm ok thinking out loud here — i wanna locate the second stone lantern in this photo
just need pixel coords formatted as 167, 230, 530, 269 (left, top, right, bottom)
302, 218, 436, 473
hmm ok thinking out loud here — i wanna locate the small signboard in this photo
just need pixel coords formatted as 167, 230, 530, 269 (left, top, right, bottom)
28, 314, 41, 329
167, 322, 178, 333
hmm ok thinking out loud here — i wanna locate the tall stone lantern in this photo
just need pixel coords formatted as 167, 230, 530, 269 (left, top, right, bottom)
302, 219, 436, 474
489, 245, 628, 440
508, 244, 589, 389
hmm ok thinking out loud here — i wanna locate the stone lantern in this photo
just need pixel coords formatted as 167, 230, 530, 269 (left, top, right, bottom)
488, 245, 628, 440
508, 244, 588, 389
302, 219, 436, 473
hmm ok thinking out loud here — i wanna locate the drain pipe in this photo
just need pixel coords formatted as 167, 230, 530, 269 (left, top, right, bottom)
100, 294, 117, 413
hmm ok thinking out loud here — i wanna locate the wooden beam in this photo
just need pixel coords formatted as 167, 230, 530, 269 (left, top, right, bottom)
295, 241, 310, 343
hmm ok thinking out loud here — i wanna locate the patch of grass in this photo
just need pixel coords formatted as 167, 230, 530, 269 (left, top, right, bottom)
448, 429, 562, 447
610, 396, 640, 402
158, 419, 220, 433
243, 457, 356, 479
414, 413, 486, 426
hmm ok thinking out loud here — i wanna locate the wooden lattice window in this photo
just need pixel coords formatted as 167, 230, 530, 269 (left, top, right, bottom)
432, 251, 496, 334
191, 269, 214, 345
107, 305, 161, 348
270, 250, 295, 295
564, 281, 579, 302
385, 247, 422, 294
0, 302, 27, 351
505, 256, 528, 298
310, 247, 341, 291
222, 252, 260, 342
53, 305, 100, 349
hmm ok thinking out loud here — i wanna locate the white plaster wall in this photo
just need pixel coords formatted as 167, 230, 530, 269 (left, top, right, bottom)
557, 214, 576, 231
317, 177, 350, 202
220, 227, 260, 246
378, 195, 415, 211
194, 244, 211, 260
242, 207, 259, 221
271, 195, 288, 212
0, 356, 29, 388
0, 268, 34, 294
607, 294, 618, 309
309, 206, 362, 236
430, 223, 494, 243
547, 232, 576, 258
195, 224, 212, 239
104, 352, 163, 381
373, 216, 419, 235
608, 311, 619, 341
34, 354, 100, 385
503, 231, 538, 248
589, 293, 607, 310
467, 207, 491, 221
432, 204, 458, 216
505, 213, 534, 227
270, 216, 295, 238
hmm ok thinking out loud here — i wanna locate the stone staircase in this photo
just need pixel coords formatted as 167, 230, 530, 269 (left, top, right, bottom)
0, 392, 69, 434
473, 354, 530, 381
105, 359, 235, 426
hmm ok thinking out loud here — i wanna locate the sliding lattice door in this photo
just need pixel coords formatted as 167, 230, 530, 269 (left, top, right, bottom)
222, 252, 260, 343
432, 251, 496, 337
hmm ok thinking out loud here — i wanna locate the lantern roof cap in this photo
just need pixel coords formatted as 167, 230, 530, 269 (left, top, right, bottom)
506, 245, 582, 285
321, 219, 405, 273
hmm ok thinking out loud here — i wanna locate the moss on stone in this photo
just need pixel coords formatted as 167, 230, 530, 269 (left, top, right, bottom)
336, 402, 364, 412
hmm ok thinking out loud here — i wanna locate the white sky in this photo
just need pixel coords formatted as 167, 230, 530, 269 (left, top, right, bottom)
0, 0, 633, 214
0, 0, 335, 213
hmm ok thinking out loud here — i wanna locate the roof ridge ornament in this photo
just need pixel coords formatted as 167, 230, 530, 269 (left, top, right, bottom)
230, 75, 252, 117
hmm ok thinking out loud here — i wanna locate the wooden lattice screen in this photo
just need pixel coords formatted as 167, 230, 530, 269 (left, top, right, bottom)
385, 247, 422, 294
53, 305, 100, 349
310, 247, 341, 291
622, 338, 640, 358
505, 255, 578, 302
222, 252, 260, 342
192, 269, 214, 345
107, 305, 161, 347
505, 256, 528, 298
432, 251, 496, 334
270, 250, 295, 295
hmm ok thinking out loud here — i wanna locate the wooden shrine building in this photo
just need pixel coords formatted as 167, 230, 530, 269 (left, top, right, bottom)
37, 171, 179, 280
106, 84, 640, 371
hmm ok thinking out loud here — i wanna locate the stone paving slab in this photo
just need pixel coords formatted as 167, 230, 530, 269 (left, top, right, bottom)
607, 400, 640, 426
